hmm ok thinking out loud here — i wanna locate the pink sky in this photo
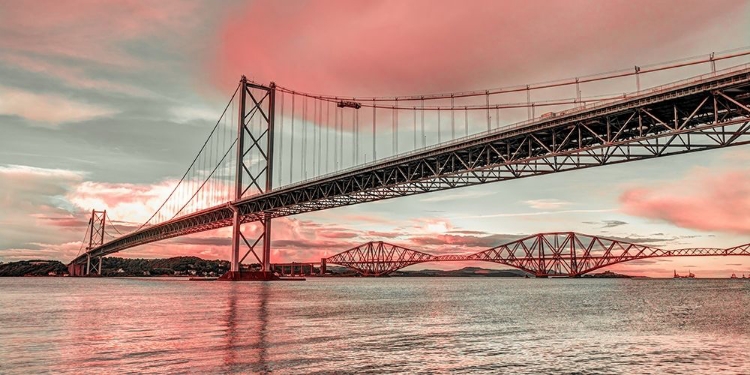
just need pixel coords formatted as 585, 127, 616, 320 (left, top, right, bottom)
1, 0, 749, 277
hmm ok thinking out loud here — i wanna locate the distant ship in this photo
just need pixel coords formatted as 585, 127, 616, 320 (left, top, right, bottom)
673, 270, 695, 278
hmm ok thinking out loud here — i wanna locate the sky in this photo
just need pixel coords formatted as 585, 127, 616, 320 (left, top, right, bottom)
1, 0, 750, 277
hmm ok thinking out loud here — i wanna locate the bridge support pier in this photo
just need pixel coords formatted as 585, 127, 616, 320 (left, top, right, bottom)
68, 263, 84, 276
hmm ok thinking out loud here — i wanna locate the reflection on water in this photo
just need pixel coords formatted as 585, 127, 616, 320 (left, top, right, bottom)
1, 278, 749, 374
222, 282, 270, 373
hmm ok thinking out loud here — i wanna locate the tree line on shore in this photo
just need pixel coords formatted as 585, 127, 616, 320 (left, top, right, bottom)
0, 257, 231, 277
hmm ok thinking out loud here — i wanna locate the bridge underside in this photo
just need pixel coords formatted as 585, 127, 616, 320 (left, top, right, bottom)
70, 67, 750, 269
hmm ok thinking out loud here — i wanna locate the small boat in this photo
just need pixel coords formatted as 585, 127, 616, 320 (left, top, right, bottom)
674, 270, 695, 279
731, 274, 738, 279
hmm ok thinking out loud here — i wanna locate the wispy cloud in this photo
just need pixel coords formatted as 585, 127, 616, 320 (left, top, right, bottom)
620, 167, 750, 235
523, 199, 571, 210
456, 208, 615, 220
584, 219, 629, 228
421, 190, 495, 203
0, 86, 115, 125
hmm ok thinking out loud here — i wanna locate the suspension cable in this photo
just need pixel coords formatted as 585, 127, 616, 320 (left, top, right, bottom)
274, 47, 750, 103
75, 222, 91, 257
136, 83, 240, 231
105, 212, 126, 237
172, 138, 238, 219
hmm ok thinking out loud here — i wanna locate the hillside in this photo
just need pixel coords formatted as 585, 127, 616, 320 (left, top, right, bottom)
0, 257, 231, 277
0, 260, 68, 276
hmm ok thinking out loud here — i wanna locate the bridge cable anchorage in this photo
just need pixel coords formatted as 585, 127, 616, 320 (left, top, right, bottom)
136, 83, 240, 230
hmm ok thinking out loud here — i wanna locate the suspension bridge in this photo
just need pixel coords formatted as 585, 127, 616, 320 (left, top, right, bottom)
68, 49, 750, 279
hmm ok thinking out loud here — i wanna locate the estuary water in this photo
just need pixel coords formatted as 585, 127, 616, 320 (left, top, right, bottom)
1, 277, 749, 374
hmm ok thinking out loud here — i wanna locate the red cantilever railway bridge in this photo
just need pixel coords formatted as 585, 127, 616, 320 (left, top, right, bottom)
68, 50, 750, 278
324, 232, 750, 277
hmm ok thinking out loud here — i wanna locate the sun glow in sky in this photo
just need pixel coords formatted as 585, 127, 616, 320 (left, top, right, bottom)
1, 0, 750, 277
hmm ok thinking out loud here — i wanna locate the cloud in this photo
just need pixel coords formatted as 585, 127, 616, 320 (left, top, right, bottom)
0, 0, 202, 67
0, 54, 152, 97
458, 208, 614, 219
0, 165, 86, 251
604, 234, 674, 245
0, 86, 115, 125
68, 180, 176, 224
421, 190, 494, 203
169, 105, 225, 124
584, 220, 629, 228
602, 220, 628, 228
210, 0, 741, 95
620, 168, 750, 234
523, 199, 571, 210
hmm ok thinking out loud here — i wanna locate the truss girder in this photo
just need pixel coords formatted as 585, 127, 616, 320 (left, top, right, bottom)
326, 241, 439, 276
323, 234, 750, 277
71, 68, 750, 265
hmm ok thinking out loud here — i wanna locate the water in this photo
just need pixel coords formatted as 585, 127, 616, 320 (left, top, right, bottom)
1, 277, 749, 374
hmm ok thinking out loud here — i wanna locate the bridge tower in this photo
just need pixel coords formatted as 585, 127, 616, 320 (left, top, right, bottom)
69, 209, 106, 276
223, 76, 278, 281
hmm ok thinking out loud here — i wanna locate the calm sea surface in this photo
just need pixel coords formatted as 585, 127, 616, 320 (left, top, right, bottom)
1, 277, 749, 374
